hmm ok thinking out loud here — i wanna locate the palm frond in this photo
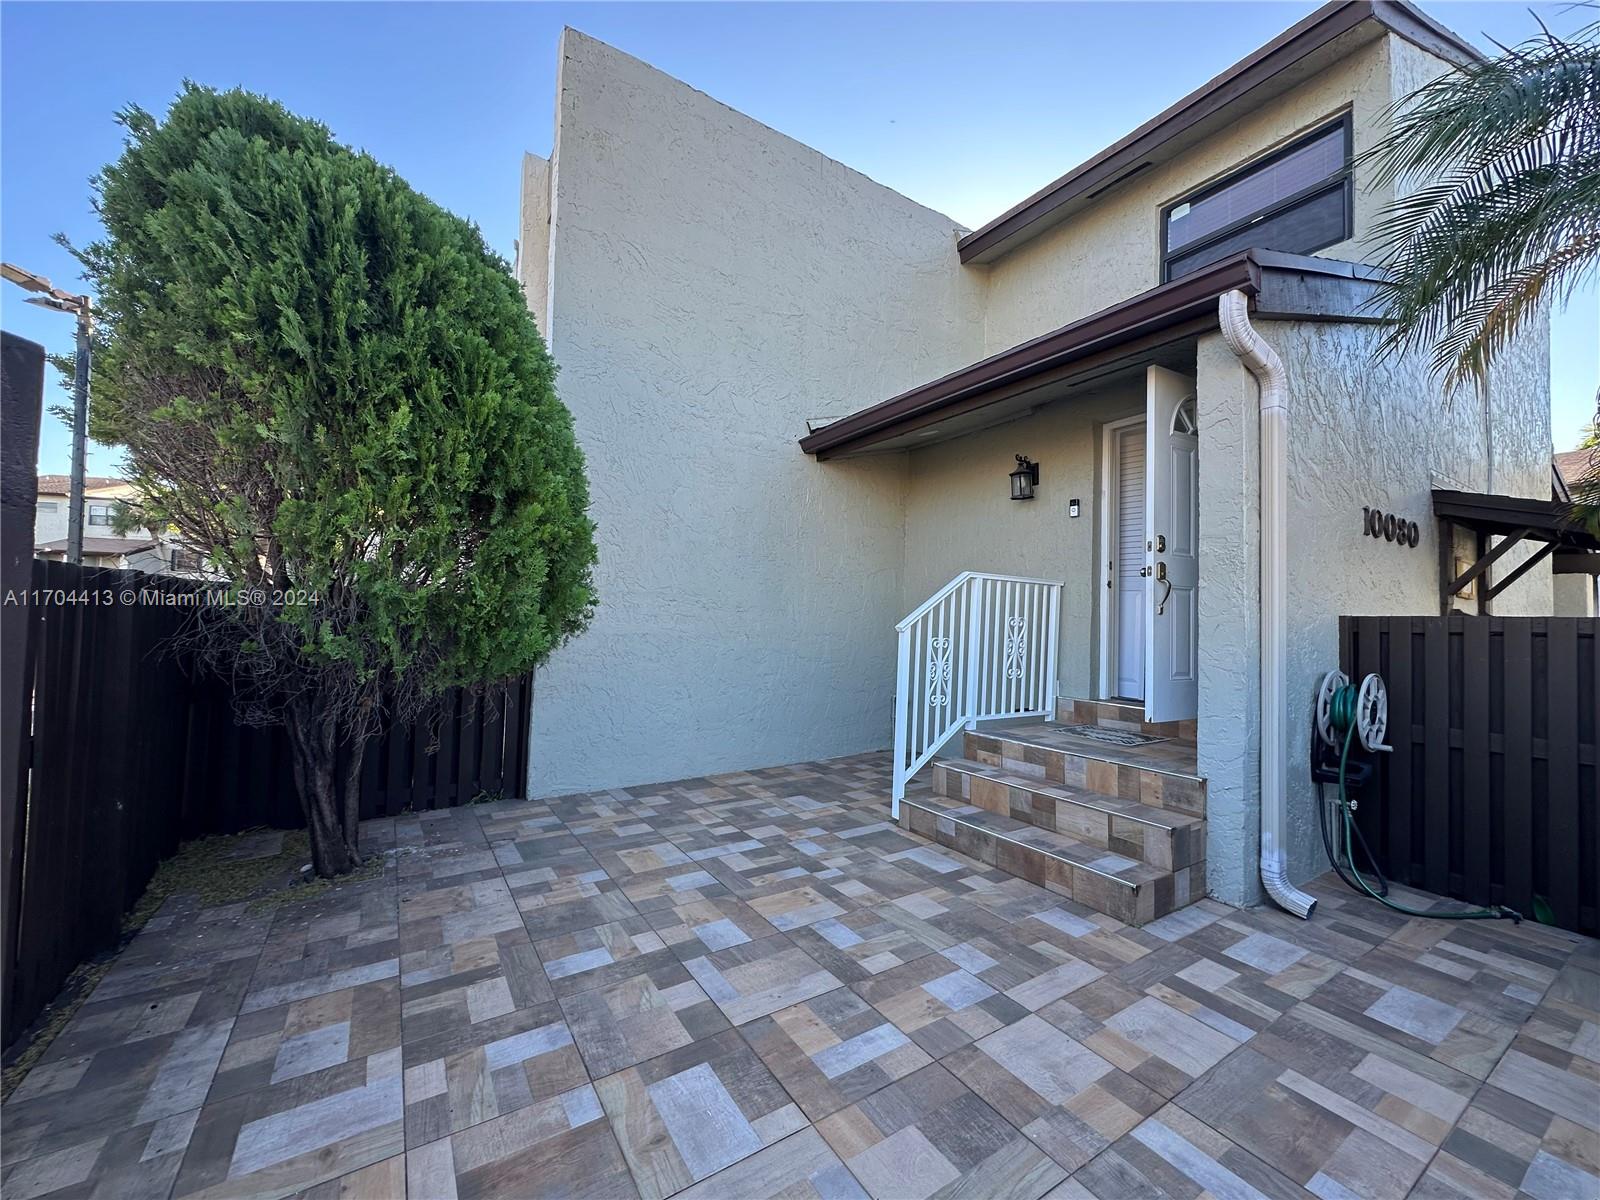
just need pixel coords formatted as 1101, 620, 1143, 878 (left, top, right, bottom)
1362, 18, 1600, 389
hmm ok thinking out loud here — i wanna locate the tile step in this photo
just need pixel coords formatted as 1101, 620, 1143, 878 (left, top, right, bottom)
930, 757, 1204, 872
964, 723, 1206, 821
1055, 697, 1196, 743
899, 792, 1203, 927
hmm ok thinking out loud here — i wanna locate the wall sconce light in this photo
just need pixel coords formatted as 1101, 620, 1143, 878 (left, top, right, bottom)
1010, 455, 1039, 501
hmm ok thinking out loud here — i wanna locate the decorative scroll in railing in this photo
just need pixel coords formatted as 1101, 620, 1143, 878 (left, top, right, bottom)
891, 572, 1063, 813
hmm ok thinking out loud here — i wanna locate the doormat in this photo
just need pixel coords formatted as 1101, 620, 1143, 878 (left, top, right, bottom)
1054, 724, 1167, 747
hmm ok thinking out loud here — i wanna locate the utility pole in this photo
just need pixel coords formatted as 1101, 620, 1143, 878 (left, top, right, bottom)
2, 263, 93, 563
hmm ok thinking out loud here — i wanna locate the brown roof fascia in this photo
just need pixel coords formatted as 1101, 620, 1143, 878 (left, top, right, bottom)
956, 2, 1480, 265
1433, 489, 1599, 548
799, 252, 1260, 460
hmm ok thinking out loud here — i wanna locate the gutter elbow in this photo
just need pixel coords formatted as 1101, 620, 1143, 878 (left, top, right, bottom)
1219, 290, 1286, 414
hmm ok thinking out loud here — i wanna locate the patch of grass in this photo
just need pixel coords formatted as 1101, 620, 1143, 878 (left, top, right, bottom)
1, 827, 384, 1101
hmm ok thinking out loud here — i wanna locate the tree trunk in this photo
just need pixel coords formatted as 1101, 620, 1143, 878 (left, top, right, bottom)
340, 732, 368, 864
286, 697, 355, 878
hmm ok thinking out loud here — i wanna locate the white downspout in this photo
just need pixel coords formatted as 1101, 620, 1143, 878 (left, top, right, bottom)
1218, 289, 1317, 919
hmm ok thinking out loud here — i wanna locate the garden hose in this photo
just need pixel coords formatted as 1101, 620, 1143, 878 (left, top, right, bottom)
1319, 673, 1520, 924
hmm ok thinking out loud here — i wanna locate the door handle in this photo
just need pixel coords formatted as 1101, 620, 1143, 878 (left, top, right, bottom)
1155, 562, 1171, 615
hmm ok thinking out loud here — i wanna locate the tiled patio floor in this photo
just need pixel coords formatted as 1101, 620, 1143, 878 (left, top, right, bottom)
3, 751, 1596, 1200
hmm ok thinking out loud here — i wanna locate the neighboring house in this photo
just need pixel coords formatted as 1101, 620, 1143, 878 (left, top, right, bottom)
34, 475, 165, 571
1553, 447, 1599, 616
33, 475, 211, 577
516, 1, 1586, 918
33, 475, 143, 545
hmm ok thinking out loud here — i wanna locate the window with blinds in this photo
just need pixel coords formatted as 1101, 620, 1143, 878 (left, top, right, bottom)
1161, 116, 1351, 281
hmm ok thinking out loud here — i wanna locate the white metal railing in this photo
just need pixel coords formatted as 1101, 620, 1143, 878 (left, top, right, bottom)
891, 572, 1062, 814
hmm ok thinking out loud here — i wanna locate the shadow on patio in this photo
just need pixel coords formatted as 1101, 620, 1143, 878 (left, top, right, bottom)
3, 751, 1596, 1200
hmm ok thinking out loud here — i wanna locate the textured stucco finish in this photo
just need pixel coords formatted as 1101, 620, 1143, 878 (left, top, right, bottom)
1196, 334, 1265, 906
527, 30, 985, 796
1197, 316, 1552, 904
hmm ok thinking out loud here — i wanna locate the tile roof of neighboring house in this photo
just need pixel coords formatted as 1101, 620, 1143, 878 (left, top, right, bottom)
36, 475, 128, 495
1554, 447, 1594, 488
36, 536, 158, 555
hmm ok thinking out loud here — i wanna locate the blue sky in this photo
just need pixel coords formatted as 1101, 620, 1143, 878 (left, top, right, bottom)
4, 1, 1595, 475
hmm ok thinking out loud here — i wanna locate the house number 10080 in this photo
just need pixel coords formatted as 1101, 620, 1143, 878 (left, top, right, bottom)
1363, 507, 1419, 548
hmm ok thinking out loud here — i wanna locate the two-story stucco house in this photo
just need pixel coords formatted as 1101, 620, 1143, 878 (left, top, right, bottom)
33, 475, 166, 571
515, 1, 1567, 924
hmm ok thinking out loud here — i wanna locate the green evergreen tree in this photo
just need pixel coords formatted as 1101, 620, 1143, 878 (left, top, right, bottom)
69, 85, 596, 875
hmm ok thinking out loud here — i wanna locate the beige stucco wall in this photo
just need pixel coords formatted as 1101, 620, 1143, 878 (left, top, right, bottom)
518, 153, 552, 336
527, 29, 986, 796
1554, 573, 1598, 616
900, 383, 1144, 701
979, 34, 1401, 354
1199, 314, 1553, 905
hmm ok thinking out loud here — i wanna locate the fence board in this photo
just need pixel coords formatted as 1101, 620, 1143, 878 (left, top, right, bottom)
1502, 620, 1533, 910
1342, 615, 1597, 937
3, 559, 532, 1047
1385, 618, 1414, 880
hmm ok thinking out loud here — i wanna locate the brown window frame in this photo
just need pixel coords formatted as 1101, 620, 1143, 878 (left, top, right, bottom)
1160, 115, 1353, 283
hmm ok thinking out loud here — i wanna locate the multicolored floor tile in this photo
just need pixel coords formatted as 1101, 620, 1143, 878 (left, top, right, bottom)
815, 1063, 1066, 1200
783, 905, 945, 984
559, 967, 730, 1078
409, 1083, 636, 1200
682, 933, 841, 1026
171, 1049, 403, 1198
593, 1028, 808, 1200
401, 1001, 588, 1144
4, 745, 1597, 1200
669, 1127, 865, 1200
1175, 1002, 1479, 1198
946, 1013, 1162, 1171
645, 895, 780, 959
850, 954, 1029, 1056
532, 917, 680, 999
1065, 1103, 1306, 1199
741, 987, 933, 1121
211, 976, 400, 1103
1305, 923, 1564, 1079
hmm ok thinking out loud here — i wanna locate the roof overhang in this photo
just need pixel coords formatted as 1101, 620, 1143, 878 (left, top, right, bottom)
1432, 490, 1600, 546
36, 537, 158, 555
956, 2, 1480, 265
1434, 489, 1600, 606
800, 250, 1388, 460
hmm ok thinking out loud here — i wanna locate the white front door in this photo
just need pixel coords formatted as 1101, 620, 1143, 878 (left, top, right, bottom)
1145, 365, 1199, 723
1111, 422, 1146, 700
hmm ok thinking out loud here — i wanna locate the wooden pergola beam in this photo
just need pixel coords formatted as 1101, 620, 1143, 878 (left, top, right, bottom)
1484, 541, 1556, 601
1447, 527, 1532, 597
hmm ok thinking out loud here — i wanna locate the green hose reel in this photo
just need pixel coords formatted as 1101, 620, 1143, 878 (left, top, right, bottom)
1315, 669, 1519, 925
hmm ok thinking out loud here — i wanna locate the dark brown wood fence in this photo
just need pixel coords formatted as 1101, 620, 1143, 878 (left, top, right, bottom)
3, 557, 531, 1047
1340, 616, 1597, 937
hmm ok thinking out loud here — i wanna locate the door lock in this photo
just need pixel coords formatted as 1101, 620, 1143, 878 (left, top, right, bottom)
1155, 534, 1167, 552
